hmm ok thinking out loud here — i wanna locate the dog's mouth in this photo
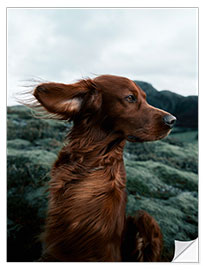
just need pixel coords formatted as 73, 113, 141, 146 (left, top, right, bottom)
127, 129, 171, 143
127, 135, 144, 142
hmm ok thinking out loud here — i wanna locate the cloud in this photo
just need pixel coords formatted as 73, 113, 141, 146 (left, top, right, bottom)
7, 8, 198, 105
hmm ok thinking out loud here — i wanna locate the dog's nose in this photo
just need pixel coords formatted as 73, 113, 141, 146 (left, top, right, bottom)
163, 114, 177, 128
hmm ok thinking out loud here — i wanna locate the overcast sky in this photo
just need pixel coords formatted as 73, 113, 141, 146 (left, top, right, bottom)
7, 8, 198, 105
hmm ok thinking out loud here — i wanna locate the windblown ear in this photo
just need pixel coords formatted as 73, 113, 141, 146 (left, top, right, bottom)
32, 79, 101, 120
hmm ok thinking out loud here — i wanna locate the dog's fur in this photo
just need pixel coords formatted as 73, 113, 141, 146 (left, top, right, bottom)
28, 75, 175, 262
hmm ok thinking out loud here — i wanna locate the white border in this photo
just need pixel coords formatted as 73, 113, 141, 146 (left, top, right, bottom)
1, 0, 202, 269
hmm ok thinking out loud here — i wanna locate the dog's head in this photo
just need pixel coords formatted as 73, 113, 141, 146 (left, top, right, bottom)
30, 74, 176, 142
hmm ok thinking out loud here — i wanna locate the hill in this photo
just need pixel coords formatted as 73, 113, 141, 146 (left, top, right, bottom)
7, 105, 198, 262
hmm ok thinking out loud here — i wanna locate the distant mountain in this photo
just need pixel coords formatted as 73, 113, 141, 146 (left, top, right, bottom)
134, 81, 198, 128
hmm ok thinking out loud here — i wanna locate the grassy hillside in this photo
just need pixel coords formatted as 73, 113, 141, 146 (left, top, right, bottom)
7, 106, 198, 262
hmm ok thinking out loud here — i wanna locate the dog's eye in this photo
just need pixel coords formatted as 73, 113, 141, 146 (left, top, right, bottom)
125, 95, 137, 103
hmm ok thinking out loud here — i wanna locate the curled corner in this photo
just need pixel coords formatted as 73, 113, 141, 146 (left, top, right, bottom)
172, 238, 198, 262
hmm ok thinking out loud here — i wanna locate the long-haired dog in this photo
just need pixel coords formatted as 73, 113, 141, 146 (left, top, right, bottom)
26, 75, 176, 261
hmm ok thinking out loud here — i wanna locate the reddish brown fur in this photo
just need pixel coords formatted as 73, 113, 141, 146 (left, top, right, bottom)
30, 75, 175, 262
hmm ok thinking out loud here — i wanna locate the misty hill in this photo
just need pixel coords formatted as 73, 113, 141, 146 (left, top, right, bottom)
134, 81, 198, 128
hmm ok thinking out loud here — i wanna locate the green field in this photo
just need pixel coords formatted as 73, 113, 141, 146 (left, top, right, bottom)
7, 106, 198, 262
169, 127, 198, 142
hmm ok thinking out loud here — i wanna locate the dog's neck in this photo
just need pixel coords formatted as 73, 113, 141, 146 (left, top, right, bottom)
55, 121, 126, 169
71, 125, 124, 161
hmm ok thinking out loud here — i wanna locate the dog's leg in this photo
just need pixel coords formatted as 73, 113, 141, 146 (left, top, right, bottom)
121, 210, 163, 262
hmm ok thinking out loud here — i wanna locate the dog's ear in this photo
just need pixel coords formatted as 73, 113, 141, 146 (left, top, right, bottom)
32, 79, 101, 120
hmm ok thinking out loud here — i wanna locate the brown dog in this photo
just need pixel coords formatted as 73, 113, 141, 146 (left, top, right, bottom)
30, 75, 176, 262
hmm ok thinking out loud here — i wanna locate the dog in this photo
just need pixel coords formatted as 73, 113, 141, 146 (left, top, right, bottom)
28, 75, 176, 261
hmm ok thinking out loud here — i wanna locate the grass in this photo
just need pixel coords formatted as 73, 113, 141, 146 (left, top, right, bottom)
7, 106, 198, 262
